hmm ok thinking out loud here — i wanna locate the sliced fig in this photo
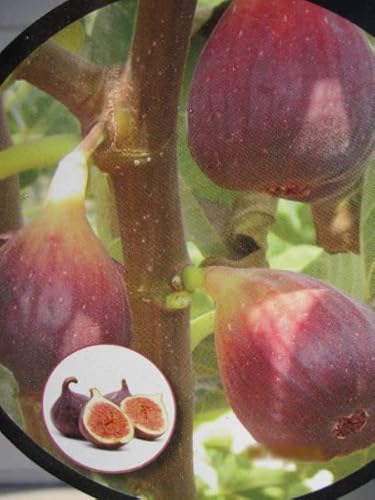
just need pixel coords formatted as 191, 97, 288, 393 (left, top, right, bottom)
50, 377, 88, 439
104, 379, 132, 406
121, 394, 168, 440
79, 388, 134, 449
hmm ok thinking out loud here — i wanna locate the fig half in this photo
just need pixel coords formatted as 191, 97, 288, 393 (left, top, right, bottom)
121, 394, 168, 440
79, 388, 134, 449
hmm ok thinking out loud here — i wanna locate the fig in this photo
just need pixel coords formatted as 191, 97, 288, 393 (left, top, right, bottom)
188, 0, 375, 202
121, 394, 168, 440
204, 266, 375, 460
79, 388, 134, 449
50, 376, 88, 438
104, 379, 132, 406
0, 150, 132, 394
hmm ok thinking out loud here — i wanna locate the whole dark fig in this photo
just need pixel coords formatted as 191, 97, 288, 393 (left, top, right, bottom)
188, 0, 375, 202
104, 379, 131, 406
50, 377, 88, 438
204, 266, 375, 460
79, 388, 134, 449
120, 394, 168, 440
0, 150, 132, 395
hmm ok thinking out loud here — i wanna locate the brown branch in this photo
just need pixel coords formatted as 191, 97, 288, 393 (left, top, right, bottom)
95, 1, 197, 498
14, 41, 106, 127
0, 95, 22, 233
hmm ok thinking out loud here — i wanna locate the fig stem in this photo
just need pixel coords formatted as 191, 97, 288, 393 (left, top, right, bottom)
182, 265, 206, 292
46, 122, 105, 206
164, 291, 192, 310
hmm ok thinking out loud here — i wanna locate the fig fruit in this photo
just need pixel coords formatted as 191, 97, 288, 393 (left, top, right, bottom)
188, 0, 375, 202
79, 388, 134, 449
121, 394, 168, 440
0, 150, 132, 394
204, 266, 375, 460
104, 379, 132, 406
50, 376, 88, 438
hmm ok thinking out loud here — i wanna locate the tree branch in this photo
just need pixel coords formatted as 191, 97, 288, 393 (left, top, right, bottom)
95, 1, 197, 497
14, 41, 106, 127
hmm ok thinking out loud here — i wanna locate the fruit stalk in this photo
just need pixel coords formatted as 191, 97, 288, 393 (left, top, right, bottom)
94, 1, 197, 498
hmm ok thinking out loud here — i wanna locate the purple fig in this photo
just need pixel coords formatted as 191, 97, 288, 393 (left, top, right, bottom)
50, 377, 88, 438
188, 0, 375, 202
79, 388, 134, 449
0, 150, 132, 395
104, 379, 132, 406
204, 266, 375, 460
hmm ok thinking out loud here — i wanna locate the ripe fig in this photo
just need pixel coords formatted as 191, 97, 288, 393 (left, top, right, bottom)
79, 388, 134, 449
121, 394, 168, 440
188, 0, 375, 202
0, 150, 132, 394
50, 377, 88, 438
204, 266, 375, 460
104, 379, 132, 406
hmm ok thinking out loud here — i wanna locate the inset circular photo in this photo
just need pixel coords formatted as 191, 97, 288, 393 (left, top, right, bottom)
42, 344, 176, 474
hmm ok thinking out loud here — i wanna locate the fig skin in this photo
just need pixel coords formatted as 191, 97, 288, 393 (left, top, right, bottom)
188, 0, 375, 202
79, 388, 134, 449
104, 379, 132, 406
204, 266, 375, 460
50, 376, 88, 439
121, 394, 168, 440
0, 201, 132, 394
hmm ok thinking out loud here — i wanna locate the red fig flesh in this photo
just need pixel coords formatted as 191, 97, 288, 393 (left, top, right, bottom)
204, 266, 375, 460
0, 151, 132, 394
79, 388, 134, 449
121, 394, 168, 440
50, 377, 88, 438
188, 0, 375, 202
104, 379, 131, 406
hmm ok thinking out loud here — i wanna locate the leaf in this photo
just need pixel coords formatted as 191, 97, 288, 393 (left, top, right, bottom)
0, 364, 24, 429
270, 199, 315, 247
269, 245, 323, 273
83, 0, 137, 66
180, 175, 228, 258
52, 21, 85, 54
193, 336, 219, 380
303, 250, 365, 301
360, 157, 375, 302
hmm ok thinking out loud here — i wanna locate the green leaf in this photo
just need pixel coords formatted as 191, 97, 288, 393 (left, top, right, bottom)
0, 134, 79, 181
269, 245, 323, 273
360, 157, 375, 302
83, 0, 137, 66
270, 199, 315, 247
303, 251, 365, 301
0, 365, 24, 429
52, 20, 85, 54
180, 175, 228, 258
